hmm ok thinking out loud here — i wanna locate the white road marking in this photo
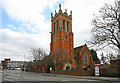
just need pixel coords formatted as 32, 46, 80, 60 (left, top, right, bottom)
62, 80, 67, 81
7, 76, 18, 80
24, 77, 34, 79
15, 78, 18, 79
24, 77, 44, 81
4, 79, 13, 81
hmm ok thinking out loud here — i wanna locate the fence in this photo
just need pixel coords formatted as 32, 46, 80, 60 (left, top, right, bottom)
100, 66, 119, 77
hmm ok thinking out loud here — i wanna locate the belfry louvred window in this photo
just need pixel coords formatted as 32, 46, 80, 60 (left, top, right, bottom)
63, 20, 65, 31
57, 20, 58, 31
67, 21, 69, 32
54, 23, 56, 33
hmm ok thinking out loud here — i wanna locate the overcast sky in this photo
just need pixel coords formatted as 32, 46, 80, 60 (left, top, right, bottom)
0, 0, 116, 62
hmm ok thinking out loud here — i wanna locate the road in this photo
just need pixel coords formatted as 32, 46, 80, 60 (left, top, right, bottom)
1, 70, 118, 83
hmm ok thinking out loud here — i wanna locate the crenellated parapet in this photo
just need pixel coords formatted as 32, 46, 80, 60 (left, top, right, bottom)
51, 4, 72, 21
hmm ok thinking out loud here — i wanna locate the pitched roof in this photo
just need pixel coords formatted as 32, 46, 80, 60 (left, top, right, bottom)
74, 45, 85, 57
74, 45, 84, 52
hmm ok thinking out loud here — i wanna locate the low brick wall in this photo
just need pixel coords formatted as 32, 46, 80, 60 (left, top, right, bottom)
51, 71, 78, 75
51, 70, 93, 76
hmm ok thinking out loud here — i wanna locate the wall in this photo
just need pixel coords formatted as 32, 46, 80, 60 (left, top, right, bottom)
51, 70, 94, 76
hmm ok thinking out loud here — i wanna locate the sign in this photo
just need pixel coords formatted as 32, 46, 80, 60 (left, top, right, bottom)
50, 67, 52, 73
50, 67, 52, 71
95, 66, 99, 76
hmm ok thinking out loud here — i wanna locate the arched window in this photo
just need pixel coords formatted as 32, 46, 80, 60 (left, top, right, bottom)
63, 20, 65, 31
84, 52, 88, 63
67, 21, 69, 32
57, 20, 58, 31
54, 23, 56, 33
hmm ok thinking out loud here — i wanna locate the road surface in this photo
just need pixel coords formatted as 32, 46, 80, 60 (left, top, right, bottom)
1, 70, 118, 83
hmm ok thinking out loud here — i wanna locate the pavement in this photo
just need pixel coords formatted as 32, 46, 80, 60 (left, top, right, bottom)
0, 69, 2, 83
42, 73, 119, 82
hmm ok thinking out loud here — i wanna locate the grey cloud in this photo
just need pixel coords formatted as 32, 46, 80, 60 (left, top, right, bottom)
0, 29, 49, 61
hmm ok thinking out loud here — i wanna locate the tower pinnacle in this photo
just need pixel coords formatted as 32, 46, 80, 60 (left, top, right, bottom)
65, 9, 67, 13
59, 4, 61, 10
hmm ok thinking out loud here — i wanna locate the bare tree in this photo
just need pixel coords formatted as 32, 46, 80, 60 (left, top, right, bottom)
31, 49, 71, 71
88, 0, 120, 50
31, 48, 47, 60
100, 52, 118, 64
50, 49, 71, 69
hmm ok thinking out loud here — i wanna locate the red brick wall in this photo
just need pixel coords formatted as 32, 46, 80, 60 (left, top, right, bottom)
1, 58, 11, 69
51, 70, 93, 76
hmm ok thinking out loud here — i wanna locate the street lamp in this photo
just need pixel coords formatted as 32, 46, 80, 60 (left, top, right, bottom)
21, 51, 26, 71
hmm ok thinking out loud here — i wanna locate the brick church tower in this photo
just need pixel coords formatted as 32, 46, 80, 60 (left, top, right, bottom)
50, 4, 75, 70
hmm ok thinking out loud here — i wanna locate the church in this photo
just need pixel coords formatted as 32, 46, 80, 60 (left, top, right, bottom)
50, 4, 94, 75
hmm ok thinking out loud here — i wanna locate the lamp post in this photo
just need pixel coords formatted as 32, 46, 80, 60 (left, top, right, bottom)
21, 51, 26, 71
